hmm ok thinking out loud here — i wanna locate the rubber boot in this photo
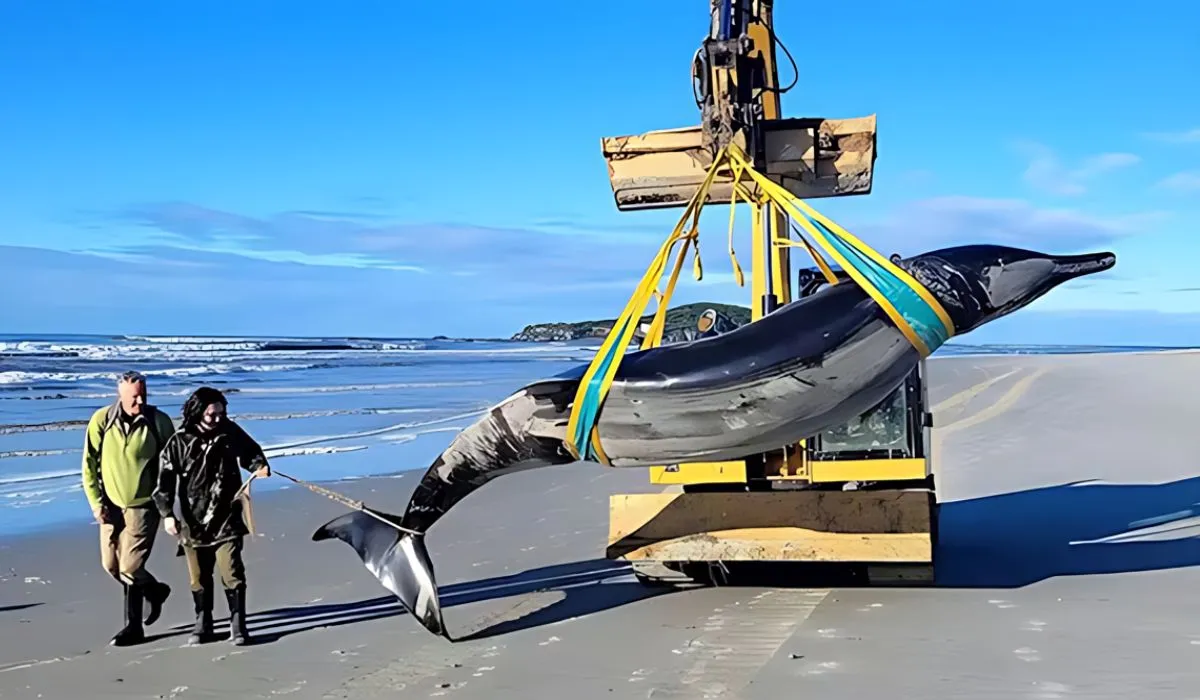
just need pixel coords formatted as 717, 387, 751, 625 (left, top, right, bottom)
225, 586, 249, 646
143, 580, 171, 626
187, 588, 213, 645
110, 584, 145, 647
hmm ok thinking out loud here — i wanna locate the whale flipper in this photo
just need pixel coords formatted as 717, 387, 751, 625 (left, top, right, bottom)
312, 510, 448, 639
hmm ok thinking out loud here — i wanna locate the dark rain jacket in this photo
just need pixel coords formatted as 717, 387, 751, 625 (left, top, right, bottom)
152, 421, 269, 546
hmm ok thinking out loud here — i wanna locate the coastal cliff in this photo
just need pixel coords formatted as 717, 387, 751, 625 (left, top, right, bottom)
511, 302, 751, 344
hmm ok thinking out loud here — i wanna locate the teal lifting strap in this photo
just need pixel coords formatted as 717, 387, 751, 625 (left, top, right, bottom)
804, 214, 953, 355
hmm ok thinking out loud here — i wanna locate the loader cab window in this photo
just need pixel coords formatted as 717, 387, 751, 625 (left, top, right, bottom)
814, 383, 910, 455
797, 264, 926, 461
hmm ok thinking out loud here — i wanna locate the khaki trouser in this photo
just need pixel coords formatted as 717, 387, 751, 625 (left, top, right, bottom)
183, 537, 246, 592
99, 504, 161, 587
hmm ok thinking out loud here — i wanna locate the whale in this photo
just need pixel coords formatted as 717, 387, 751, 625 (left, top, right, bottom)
312, 243, 1116, 639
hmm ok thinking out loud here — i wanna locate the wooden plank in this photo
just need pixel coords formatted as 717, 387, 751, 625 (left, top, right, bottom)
607, 490, 934, 563
599, 115, 878, 211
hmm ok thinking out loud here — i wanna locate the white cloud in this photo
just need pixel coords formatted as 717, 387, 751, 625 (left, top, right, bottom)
81, 195, 1165, 330
1142, 128, 1200, 144
848, 195, 1160, 257
1015, 140, 1141, 196
1157, 171, 1200, 193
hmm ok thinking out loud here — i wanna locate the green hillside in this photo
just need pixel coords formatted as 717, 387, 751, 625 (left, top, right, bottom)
511, 302, 751, 342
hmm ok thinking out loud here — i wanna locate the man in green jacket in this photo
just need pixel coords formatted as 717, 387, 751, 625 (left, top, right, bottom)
81, 370, 176, 647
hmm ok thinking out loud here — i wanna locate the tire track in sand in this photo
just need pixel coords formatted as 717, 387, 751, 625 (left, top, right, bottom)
932, 365, 1049, 470
644, 589, 829, 698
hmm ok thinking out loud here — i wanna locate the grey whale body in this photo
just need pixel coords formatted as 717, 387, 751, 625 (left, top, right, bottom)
312, 243, 1117, 640
578, 277, 920, 467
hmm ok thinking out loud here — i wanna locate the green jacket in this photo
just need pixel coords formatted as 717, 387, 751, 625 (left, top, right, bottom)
81, 403, 176, 510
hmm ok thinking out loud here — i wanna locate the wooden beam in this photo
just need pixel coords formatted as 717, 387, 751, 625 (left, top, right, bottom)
607, 490, 934, 563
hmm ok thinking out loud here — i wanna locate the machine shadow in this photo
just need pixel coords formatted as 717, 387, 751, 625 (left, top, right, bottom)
161, 478, 1200, 644
453, 575, 669, 642
171, 558, 664, 644
935, 476, 1200, 588
0, 603, 42, 613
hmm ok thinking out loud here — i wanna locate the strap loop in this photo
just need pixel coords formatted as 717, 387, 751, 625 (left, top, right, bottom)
563, 143, 956, 464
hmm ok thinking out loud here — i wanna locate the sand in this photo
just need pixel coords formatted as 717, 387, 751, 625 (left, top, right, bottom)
3, 351, 1200, 698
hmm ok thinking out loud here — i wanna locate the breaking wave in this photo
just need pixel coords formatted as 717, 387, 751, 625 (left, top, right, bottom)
0, 333, 600, 530
0, 363, 321, 387
0, 334, 597, 399
0, 405, 457, 435
0, 337, 426, 360
0, 336, 590, 365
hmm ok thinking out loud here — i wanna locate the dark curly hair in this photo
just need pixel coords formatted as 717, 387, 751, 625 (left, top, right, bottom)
181, 386, 228, 429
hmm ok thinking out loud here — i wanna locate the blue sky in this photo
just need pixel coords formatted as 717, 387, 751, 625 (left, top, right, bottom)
1, 1, 1198, 345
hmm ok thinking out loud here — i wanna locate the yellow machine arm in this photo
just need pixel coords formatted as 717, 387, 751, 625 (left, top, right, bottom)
597, 0, 945, 589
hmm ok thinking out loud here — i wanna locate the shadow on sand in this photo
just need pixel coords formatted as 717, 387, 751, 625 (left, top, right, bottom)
168, 558, 665, 645
164, 477, 1200, 644
0, 602, 42, 613
936, 476, 1200, 587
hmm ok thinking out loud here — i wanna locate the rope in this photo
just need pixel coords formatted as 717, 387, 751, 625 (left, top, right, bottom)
272, 469, 423, 536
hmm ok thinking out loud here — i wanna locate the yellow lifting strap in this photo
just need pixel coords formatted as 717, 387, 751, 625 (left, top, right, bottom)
563, 143, 956, 465
562, 146, 730, 464
725, 144, 956, 356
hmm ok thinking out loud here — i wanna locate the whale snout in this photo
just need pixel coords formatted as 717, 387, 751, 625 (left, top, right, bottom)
917, 244, 1120, 335
1050, 251, 1117, 281
976, 248, 1119, 325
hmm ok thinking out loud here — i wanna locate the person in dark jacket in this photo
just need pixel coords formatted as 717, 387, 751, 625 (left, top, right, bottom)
152, 387, 270, 646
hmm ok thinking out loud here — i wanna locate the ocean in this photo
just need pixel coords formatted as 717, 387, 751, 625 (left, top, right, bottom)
0, 333, 1187, 537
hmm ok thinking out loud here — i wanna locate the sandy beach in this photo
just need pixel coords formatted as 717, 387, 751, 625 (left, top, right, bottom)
2, 351, 1200, 699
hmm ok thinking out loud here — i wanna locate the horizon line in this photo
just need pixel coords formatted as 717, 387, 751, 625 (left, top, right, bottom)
0, 331, 1196, 352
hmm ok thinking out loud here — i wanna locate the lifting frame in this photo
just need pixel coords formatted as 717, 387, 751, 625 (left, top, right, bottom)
598, 0, 939, 587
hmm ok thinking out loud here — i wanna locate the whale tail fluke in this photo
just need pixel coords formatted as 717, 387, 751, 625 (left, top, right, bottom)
312, 510, 449, 640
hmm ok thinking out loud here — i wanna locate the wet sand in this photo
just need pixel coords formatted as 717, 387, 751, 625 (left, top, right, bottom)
2, 351, 1199, 699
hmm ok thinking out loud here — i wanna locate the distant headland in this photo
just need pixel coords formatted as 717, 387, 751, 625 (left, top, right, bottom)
510, 302, 751, 343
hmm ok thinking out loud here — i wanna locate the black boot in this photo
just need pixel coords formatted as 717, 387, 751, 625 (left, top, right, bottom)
187, 588, 213, 645
110, 584, 145, 647
225, 586, 249, 646
143, 580, 171, 626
